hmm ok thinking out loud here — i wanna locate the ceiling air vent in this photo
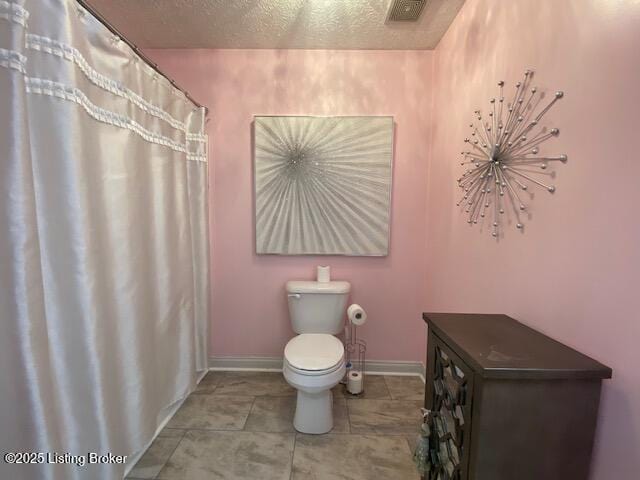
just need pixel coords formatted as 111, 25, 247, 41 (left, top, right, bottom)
387, 0, 427, 22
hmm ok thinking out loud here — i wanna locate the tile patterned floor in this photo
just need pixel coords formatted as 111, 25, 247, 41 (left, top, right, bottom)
126, 372, 425, 480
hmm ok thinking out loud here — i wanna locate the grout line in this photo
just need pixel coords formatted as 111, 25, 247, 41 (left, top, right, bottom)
344, 398, 423, 403
210, 367, 284, 373
164, 425, 256, 433
381, 374, 396, 400
184, 426, 298, 435
153, 429, 188, 480
346, 397, 354, 433
292, 431, 416, 438
207, 394, 295, 398
365, 372, 424, 377
209, 377, 223, 395
178, 426, 251, 433
289, 432, 298, 480
241, 396, 258, 430
240, 429, 297, 434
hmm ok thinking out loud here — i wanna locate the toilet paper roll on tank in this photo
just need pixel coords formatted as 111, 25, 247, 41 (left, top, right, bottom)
317, 265, 331, 283
347, 303, 367, 326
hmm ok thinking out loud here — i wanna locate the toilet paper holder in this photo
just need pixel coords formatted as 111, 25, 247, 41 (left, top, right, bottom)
344, 313, 367, 395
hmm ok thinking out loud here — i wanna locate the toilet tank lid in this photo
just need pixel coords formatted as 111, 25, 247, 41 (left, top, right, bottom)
286, 280, 351, 294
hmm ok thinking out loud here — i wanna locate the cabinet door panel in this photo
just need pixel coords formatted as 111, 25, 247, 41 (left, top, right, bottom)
424, 332, 474, 480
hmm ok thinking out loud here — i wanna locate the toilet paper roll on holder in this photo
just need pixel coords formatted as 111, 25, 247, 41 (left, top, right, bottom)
344, 304, 367, 395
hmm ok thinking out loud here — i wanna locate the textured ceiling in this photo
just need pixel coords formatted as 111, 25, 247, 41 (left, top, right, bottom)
87, 0, 466, 50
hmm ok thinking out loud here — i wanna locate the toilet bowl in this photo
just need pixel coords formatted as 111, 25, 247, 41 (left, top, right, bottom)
283, 334, 345, 434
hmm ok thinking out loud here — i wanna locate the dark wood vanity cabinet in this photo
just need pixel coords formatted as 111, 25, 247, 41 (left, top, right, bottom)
422, 313, 612, 480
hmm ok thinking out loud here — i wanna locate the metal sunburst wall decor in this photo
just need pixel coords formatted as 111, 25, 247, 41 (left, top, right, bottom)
457, 70, 567, 237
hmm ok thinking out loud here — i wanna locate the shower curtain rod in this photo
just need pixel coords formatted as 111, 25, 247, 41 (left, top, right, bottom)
76, 0, 209, 115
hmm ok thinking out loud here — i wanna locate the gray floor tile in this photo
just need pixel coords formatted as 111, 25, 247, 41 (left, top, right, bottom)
331, 397, 350, 434
332, 375, 391, 400
127, 436, 182, 479
132, 373, 426, 480
244, 396, 296, 433
384, 376, 425, 401
291, 433, 419, 480
193, 371, 225, 395
157, 430, 294, 480
158, 428, 186, 439
347, 399, 423, 435
167, 395, 254, 430
244, 395, 350, 434
213, 372, 295, 397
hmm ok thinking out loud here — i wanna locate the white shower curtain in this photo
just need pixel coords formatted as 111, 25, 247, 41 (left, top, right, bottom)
0, 1, 209, 479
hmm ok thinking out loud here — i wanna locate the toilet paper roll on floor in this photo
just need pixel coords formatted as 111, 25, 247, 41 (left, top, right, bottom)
347, 370, 363, 395
347, 303, 367, 326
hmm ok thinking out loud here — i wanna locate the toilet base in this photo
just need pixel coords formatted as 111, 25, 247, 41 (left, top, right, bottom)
293, 389, 333, 434
283, 358, 345, 434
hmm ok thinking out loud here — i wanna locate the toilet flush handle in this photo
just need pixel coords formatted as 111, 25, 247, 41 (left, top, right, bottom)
288, 293, 301, 299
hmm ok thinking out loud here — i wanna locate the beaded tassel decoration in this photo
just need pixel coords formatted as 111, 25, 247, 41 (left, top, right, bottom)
413, 420, 432, 474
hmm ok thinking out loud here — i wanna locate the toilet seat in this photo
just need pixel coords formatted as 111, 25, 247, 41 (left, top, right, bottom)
284, 358, 343, 377
284, 334, 344, 374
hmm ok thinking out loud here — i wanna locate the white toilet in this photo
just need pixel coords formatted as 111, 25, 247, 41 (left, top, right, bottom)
283, 279, 350, 434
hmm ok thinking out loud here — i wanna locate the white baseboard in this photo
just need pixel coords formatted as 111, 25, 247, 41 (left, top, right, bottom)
209, 356, 426, 381
209, 356, 284, 372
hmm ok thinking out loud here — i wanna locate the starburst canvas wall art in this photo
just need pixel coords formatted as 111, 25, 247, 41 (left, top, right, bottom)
254, 116, 394, 255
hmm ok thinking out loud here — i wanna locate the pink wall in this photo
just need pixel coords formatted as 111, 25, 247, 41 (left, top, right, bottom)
149, 4, 640, 472
147, 49, 433, 362
426, 0, 640, 478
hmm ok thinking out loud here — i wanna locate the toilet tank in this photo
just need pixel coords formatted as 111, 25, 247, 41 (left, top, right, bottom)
286, 280, 351, 334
